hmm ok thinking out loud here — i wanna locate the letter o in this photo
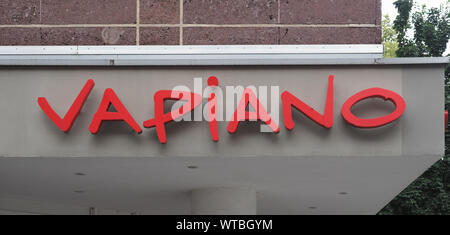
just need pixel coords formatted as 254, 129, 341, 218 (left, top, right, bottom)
341, 88, 406, 128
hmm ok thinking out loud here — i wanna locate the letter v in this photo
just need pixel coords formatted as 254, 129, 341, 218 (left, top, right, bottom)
38, 79, 95, 132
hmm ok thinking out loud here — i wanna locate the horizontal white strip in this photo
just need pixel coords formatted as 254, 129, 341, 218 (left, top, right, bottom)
0, 55, 447, 66
0, 45, 383, 55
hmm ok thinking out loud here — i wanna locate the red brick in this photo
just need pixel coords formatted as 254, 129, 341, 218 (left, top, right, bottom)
0, 28, 41, 45
140, 27, 179, 45
183, 27, 278, 45
0, 0, 40, 25
280, 0, 379, 25
41, 0, 136, 24
140, 0, 179, 24
279, 27, 382, 44
376, 0, 382, 25
40, 27, 136, 45
184, 0, 278, 24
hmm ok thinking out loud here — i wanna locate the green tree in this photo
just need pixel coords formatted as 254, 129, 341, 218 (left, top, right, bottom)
412, 5, 450, 56
383, 15, 399, 58
393, 0, 420, 57
392, 0, 449, 57
378, 0, 450, 215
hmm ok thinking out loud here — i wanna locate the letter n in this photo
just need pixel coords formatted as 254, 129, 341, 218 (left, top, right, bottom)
281, 75, 334, 130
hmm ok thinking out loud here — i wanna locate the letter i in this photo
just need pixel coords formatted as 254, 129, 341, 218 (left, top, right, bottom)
207, 76, 219, 142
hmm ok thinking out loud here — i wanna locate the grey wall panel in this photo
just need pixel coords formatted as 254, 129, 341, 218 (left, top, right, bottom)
0, 65, 444, 158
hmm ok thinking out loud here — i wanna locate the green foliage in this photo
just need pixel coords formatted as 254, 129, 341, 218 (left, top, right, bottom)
378, 157, 450, 215
383, 15, 399, 58
392, 0, 449, 57
378, 1, 450, 215
393, 0, 419, 57
412, 6, 450, 56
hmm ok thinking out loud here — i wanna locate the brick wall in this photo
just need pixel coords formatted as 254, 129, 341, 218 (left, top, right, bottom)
0, 0, 381, 46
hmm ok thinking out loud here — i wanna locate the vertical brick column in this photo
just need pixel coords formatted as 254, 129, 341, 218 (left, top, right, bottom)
277, 0, 381, 44
139, 0, 180, 45
183, 0, 279, 45
0, 0, 381, 46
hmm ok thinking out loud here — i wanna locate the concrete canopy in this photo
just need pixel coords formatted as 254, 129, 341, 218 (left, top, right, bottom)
0, 47, 447, 214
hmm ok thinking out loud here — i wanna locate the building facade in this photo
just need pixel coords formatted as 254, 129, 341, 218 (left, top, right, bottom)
0, 0, 448, 216
0, 0, 381, 46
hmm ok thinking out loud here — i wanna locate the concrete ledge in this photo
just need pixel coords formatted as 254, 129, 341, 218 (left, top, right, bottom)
0, 55, 447, 67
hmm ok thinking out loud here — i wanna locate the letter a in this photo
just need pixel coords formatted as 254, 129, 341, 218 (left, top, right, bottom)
227, 88, 280, 134
89, 88, 142, 134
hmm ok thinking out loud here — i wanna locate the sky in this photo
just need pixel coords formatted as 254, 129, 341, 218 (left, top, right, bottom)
382, 0, 450, 55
